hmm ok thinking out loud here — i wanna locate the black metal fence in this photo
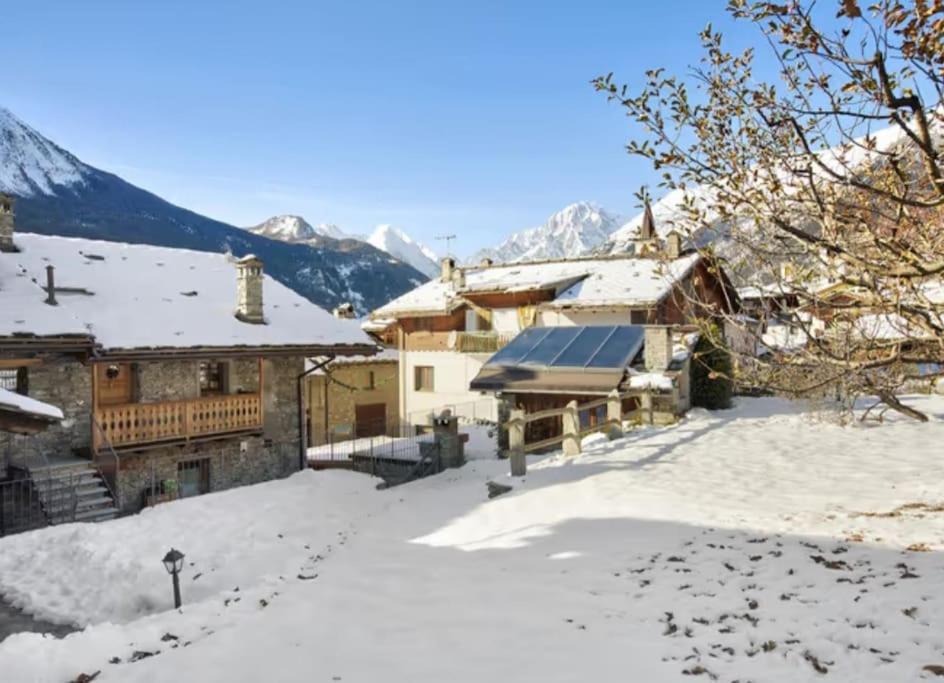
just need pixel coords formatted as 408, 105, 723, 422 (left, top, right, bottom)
0, 471, 81, 537
307, 417, 442, 486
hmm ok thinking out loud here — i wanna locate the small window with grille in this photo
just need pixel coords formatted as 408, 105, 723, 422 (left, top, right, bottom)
0, 367, 28, 394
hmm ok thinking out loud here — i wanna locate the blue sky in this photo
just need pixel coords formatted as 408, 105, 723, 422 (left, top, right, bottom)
3, 1, 777, 257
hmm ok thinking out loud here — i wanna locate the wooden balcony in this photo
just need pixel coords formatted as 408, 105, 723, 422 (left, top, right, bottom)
93, 394, 263, 450
404, 331, 515, 353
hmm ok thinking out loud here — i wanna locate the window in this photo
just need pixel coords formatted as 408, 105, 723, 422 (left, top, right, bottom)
177, 458, 210, 497
366, 370, 375, 390
415, 317, 434, 333
0, 367, 27, 394
414, 366, 434, 392
199, 361, 226, 396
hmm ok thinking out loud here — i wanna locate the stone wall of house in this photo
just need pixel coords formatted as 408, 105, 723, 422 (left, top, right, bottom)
136, 360, 201, 402
115, 435, 296, 513
0, 358, 91, 468
115, 356, 303, 512
307, 361, 399, 442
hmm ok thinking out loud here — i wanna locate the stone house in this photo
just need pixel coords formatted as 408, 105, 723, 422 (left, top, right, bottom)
305, 349, 400, 445
0, 195, 375, 519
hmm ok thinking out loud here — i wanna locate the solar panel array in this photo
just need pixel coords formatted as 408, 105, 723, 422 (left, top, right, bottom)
485, 325, 646, 370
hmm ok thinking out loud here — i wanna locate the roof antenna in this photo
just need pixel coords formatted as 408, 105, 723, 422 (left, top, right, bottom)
435, 234, 456, 257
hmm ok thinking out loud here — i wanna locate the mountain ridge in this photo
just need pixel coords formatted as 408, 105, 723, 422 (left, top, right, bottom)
0, 108, 426, 314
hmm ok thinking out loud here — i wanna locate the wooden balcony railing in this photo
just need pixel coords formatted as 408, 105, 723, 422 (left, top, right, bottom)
93, 394, 263, 450
404, 331, 516, 353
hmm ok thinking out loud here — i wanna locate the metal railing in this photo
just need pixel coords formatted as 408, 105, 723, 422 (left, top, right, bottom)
91, 417, 122, 511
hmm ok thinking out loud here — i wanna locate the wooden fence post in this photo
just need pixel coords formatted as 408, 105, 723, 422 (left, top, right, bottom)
509, 409, 526, 476
606, 390, 623, 440
562, 400, 581, 456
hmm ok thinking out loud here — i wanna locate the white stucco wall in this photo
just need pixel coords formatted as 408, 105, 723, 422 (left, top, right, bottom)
538, 309, 642, 327
491, 308, 521, 334
401, 350, 499, 424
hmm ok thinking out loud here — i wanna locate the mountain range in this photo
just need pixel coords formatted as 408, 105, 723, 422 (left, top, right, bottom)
471, 201, 626, 265
0, 108, 426, 314
248, 217, 440, 279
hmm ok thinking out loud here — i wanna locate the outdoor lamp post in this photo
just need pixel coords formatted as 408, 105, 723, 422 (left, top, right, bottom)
162, 548, 185, 608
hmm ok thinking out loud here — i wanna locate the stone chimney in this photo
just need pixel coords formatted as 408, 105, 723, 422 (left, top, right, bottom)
235, 255, 265, 324
479, 257, 493, 268
453, 267, 466, 289
644, 326, 673, 371
0, 193, 15, 253
639, 200, 656, 240
332, 302, 356, 319
440, 256, 456, 283
666, 231, 683, 259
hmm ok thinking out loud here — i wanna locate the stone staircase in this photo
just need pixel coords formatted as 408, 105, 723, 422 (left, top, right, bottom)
27, 461, 118, 525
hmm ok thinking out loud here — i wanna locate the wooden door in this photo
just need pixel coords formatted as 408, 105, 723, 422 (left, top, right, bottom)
355, 403, 386, 438
96, 363, 135, 406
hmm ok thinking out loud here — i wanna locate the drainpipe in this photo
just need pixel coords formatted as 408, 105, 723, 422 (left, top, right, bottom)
297, 356, 334, 471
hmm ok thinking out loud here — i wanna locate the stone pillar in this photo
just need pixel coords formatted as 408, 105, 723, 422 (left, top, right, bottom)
606, 390, 623, 440
562, 400, 581, 456
508, 408, 526, 476
235, 256, 265, 324
644, 326, 673, 371
0, 193, 15, 253
640, 392, 654, 425
433, 410, 464, 468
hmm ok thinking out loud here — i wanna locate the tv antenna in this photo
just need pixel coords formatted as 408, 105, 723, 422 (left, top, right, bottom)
435, 234, 457, 255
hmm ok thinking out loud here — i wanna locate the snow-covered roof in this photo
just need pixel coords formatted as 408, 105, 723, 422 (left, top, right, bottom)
371, 253, 702, 318
0, 387, 63, 420
0, 233, 373, 351
305, 348, 398, 373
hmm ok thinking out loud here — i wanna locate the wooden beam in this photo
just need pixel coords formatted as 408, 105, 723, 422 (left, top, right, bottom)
0, 358, 43, 368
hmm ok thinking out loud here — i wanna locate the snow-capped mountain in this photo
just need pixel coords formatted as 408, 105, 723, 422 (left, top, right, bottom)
248, 215, 346, 243
247, 217, 439, 279
0, 108, 89, 196
366, 224, 439, 279
472, 201, 625, 265
0, 107, 424, 313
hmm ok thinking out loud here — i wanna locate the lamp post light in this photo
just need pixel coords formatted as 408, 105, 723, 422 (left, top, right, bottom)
162, 548, 185, 609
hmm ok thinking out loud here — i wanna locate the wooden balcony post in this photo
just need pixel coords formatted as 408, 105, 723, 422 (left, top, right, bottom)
562, 400, 581, 456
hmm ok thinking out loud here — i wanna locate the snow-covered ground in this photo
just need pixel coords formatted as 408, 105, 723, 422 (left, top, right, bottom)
2, 396, 944, 682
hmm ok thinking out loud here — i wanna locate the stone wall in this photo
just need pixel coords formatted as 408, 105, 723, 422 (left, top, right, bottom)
116, 355, 303, 512
0, 358, 91, 468
115, 435, 296, 513
307, 360, 399, 442
136, 360, 200, 402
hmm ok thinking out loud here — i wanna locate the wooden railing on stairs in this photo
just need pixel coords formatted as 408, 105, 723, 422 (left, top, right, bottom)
94, 394, 263, 449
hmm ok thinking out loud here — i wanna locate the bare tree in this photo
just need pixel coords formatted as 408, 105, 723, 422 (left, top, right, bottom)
595, 0, 944, 420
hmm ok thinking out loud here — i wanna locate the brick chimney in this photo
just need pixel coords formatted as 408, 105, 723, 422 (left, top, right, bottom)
644, 326, 673, 371
440, 256, 456, 283
0, 193, 15, 253
235, 255, 265, 324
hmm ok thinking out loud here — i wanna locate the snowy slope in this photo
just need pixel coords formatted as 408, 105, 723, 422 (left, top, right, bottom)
247, 215, 345, 243
2, 396, 944, 682
366, 224, 439, 279
472, 201, 625, 265
0, 108, 88, 196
